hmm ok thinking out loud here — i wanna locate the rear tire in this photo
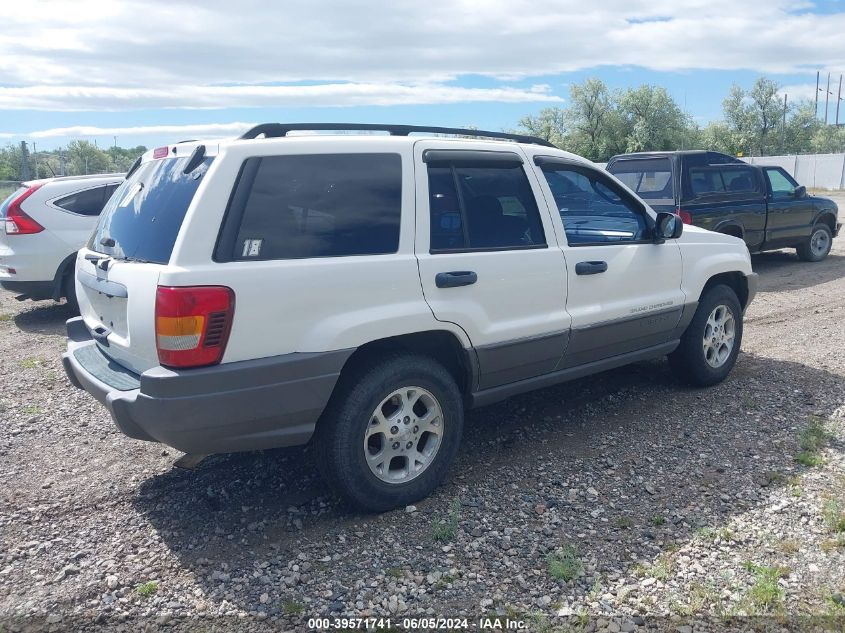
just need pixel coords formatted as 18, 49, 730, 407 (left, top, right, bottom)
62, 272, 79, 314
796, 224, 832, 262
669, 284, 743, 387
315, 354, 464, 512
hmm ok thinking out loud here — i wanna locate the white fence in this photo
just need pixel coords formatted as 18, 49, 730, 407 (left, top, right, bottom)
740, 153, 845, 190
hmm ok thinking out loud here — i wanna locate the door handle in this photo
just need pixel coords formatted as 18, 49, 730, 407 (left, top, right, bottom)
435, 271, 478, 288
575, 261, 608, 275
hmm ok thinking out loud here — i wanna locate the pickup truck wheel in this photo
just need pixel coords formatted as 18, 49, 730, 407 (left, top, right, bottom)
796, 224, 833, 262
316, 354, 463, 512
669, 284, 743, 387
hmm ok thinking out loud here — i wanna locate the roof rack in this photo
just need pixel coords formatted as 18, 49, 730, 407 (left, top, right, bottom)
238, 123, 556, 148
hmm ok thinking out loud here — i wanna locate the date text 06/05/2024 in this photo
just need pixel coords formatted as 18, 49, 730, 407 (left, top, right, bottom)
307, 616, 528, 629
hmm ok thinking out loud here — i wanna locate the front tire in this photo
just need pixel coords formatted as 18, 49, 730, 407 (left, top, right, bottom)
669, 284, 743, 387
316, 354, 464, 512
796, 224, 832, 262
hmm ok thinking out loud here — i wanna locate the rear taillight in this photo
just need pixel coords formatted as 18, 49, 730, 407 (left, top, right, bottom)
676, 208, 693, 225
155, 286, 235, 368
4, 184, 44, 235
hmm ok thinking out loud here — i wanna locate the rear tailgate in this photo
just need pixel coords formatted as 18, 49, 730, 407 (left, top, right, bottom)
76, 144, 215, 374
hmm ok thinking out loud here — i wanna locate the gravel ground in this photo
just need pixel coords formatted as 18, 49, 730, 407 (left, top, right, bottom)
1, 226, 845, 632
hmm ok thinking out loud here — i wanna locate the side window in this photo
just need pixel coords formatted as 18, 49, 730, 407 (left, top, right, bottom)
765, 168, 797, 198
54, 185, 112, 216
689, 167, 725, 195
228, 153, 401, 260
719, 166, 757, 193
427, 162, 546, 251
540, 165, 648, 245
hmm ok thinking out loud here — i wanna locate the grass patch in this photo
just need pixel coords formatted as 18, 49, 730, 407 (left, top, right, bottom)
136, 581, 158, 597
742, 563, 789, 613
19, 357, 46, 369
776, 538, 800, 554
633, 554, 673, 580
431, 497, 461, 542
820, 536, 845, 552
649, 515, 666, 526
0, 313, 12, 322
546, 544, 582, 582
695, 526, 717, 540
671, 582, 721, 617
796, 417, 833, 467
21, 405, 43, 415
386, 567, 403, 579
614, 515, 634, 529
281, 599, 305, 616
796, 451, 824, 467
822, 499, 845, 534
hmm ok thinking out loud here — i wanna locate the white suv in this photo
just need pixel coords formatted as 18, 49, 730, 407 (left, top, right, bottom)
0, 173, 124, 310
62, 124, 757, 511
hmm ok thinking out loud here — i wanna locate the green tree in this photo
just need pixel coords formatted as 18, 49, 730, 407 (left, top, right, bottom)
722, 77, 785, 156
617, 85, 694, 153
564, 78, 616, 160
517, 107, 567, 147
64, 141, 110, 175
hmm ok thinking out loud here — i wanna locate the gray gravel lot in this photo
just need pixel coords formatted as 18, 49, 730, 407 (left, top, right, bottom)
1, 224, 844, 631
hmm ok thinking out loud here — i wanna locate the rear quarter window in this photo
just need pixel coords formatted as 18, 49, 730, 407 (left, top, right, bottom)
217, 153, 402, 261
54, 183, 119, 216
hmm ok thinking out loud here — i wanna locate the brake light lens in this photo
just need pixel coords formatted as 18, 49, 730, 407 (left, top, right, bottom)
676, 209, 693, 225
155, 286, 235, 368
4, 184, 44, 235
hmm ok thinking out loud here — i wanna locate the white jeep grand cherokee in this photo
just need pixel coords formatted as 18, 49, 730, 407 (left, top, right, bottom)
63, 123, 758, 511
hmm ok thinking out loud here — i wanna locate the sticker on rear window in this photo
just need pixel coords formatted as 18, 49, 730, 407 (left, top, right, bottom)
242, 238, 263, 257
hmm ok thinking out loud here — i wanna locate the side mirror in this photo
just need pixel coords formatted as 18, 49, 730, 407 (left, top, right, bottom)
793, 185, 807, 199
654, 212, 683, 242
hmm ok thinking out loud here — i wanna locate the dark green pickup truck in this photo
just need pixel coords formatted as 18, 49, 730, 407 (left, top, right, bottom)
607, 150, 841, 261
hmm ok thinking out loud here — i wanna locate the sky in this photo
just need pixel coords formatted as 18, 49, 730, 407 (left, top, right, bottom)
2, 0, 845, 150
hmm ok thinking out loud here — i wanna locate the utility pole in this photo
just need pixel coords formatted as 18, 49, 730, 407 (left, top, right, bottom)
825, 72, 831, 125
59, 150, 66, 177
32, 142, 38, 179
816, 71, 820, 119
113, 136, 118, 170
837, 75, 843, 127
781, 93, 787, 153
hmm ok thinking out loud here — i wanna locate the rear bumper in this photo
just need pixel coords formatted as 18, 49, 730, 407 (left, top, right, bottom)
62, 317, 353, 454
0, 279, 54, 300
744, 272, 759, 313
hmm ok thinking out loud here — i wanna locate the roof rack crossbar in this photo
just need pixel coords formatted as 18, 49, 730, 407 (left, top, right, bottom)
238, 123, 555, 147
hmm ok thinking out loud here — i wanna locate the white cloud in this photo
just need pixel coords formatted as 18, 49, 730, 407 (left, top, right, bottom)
0, 0, 843, 111
0, 83, 562, 111
22, 122, 257, 139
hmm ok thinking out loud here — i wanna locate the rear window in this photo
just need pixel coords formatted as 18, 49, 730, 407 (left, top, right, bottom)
89, 156, 212, 263
219, 153, 401, 261
55, 183, 119, 216
607, 158, 673, 200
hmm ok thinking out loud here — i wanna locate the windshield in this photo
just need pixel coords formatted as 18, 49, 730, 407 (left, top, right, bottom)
88, 156, 213, 263
608, 158, 673, 201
